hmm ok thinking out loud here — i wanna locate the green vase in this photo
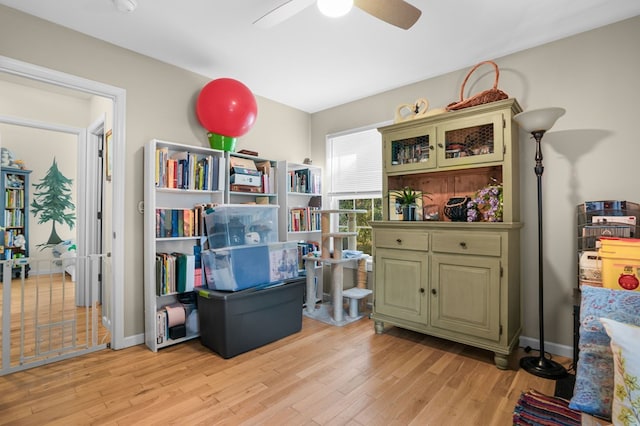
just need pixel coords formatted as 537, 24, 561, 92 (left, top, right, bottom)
207, 133, 237, 152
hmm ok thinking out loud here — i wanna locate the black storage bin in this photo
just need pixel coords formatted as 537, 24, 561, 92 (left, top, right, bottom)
196, 278, 304, 358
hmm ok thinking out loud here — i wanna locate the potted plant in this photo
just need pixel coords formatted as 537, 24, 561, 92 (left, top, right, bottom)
398, 186, 419, 221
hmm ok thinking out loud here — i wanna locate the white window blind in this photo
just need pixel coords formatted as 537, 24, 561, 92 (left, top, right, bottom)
327, 128, 382, 196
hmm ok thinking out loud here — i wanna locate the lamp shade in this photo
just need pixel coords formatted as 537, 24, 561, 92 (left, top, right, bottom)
317, 0, 353, 17
514, 107, 565, 133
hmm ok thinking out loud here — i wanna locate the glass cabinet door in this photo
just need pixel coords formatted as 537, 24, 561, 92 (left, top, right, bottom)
436, 112, 504, 167
385, 126, 437, 173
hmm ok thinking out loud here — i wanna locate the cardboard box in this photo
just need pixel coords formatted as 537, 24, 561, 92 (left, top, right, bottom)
599, 237, 640, 291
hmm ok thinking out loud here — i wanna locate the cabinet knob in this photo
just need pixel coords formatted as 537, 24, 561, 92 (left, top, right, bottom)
420, 288, 425, 293
396, 238, 402, 245
438, 143, 444, 148
431, 289, 437, 295
429, 145, 435, 151
459, 241, 467, 249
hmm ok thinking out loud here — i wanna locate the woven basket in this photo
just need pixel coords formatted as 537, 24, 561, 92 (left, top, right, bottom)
444, 197, 471, 222
446, 61, 508, 111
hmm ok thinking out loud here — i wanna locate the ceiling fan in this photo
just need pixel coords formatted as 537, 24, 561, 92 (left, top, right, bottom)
253, 0, 422, 30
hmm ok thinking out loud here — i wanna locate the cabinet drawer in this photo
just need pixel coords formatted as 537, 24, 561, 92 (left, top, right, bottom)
375, 230, 429, 251
431, 232, 501, 256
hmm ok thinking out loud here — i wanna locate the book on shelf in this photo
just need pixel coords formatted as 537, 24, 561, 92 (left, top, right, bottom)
155, 147, 224, 191
156, 309, 167, 344
230, 184, 263, 193
256, 161, 275, 194
156, 251, 197, 295
289, 207, 321, 232
156, 207, 208, 238
287, 168, 321, 194
173, 252, 196, 293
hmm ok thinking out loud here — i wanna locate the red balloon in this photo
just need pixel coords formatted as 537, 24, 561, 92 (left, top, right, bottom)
196, 78, 258, 137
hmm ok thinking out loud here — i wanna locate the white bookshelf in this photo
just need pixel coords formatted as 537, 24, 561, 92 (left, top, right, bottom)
276, 161, 323, 244
143, 139, 225, 351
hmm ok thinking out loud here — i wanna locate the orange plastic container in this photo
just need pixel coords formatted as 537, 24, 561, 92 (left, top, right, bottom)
598, 237, 640, 291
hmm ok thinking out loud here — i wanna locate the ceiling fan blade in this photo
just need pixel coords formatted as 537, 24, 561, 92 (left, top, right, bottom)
253, 0, 316, 28
354, 0, 422, 29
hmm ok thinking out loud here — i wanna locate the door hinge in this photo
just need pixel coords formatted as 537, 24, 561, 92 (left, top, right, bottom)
500, 266, 503, 277
503, 145, 506, 155
98, 273, 102, 283
500, 325, 503, 335
503, 118, 506, 128
97, 212, 102, 220
98, 149, 104, 158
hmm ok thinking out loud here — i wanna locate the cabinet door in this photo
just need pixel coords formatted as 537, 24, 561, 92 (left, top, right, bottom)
430, 253, 501, 341
436, 111, 504, 167
374, 248, 428, 324
384, 126, 437, 173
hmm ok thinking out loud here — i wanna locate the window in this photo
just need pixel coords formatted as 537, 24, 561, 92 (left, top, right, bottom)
326, 126, 385, 254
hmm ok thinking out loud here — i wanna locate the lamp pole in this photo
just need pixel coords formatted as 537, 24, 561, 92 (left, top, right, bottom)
520, 130, 567, 379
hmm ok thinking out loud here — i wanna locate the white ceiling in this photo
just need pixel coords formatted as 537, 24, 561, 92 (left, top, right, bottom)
2, 0, 639, 113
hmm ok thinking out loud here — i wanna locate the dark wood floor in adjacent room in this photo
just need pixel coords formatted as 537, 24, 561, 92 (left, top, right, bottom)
0, 315, 570, 425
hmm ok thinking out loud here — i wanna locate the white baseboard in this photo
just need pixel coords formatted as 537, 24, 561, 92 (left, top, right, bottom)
519, 335, 574, 360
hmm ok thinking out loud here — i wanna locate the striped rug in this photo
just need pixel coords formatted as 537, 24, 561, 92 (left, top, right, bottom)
513, 389, 581, 426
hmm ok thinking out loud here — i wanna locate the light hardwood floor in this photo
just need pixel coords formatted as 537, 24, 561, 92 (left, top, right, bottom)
0, 313, 570, 425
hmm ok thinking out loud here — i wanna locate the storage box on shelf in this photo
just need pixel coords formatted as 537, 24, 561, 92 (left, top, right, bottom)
227, 152, 278, 205
202, 204, 279, 248
199, 204, 298, 292
372, 99, 522, 369
576, 201, 640, 289
201, 241, 298, 292
144, 139, 226, 352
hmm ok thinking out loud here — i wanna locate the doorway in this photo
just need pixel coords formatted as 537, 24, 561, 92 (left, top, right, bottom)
0, 117, 110, 374
0, 55, 125, 374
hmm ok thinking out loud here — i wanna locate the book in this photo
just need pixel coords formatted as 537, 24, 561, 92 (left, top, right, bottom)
185, 254, 196, 292
156, 309, 167, 344
173, 252, 187, 293
218, 156, 226, 191
230, 184, 262, 193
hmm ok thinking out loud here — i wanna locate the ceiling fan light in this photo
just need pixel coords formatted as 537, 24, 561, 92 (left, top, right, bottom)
113, 0, 138, 13
317, 0, 353, 18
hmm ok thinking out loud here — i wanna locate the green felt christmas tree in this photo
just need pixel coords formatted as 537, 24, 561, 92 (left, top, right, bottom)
31, 158, 75, 248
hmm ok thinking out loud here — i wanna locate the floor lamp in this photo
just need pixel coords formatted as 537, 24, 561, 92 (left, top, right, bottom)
514, 107, 568, 380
